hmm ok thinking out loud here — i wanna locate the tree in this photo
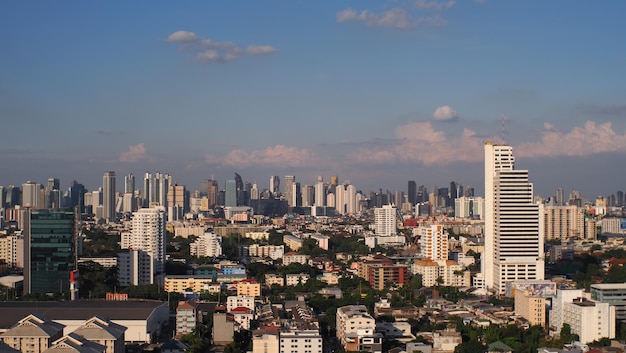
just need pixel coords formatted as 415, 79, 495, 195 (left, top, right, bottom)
560, 323, 579, 343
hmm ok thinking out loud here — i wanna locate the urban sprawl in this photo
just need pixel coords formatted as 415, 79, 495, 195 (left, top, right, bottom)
2, 143, 626, 353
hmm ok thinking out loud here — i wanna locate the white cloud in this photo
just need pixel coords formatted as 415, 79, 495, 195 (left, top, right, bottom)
167, 30, 199, 42
415, 0, 456, 10
517, 121, 626, 158
165, 31, 277, 63
205, 145, 318, 168
347, 121, 484, 166
119, 143, 146, 163
433, 105, 459, 121
196, 49, 220, 62
336, 7, 446, 29
246, 45, 278, 55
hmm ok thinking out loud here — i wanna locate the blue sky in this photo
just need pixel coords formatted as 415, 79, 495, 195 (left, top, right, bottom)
2, 1, 626, 198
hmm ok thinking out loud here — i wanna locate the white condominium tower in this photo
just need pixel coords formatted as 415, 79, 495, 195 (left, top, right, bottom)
129, 207, 166, 284
483, 142, 544, 294
374, 204, 397, 237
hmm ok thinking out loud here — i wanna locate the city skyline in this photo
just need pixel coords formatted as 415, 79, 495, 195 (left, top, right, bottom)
2, 1, 626, 198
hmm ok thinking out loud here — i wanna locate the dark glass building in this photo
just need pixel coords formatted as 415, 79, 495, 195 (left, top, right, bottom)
25, 208, 76, 294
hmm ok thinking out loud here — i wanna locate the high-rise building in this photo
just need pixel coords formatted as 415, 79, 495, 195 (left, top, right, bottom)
542, 205, 585, 241
408, 181, 416, 205
43, 178, 61, 209
69, 180, 85, 213
250, 182, 259, 200
103, 171, 116, 222
207, 179, 219, 207
125, 173, 135, 195
374, 204, 397, 237
418, 224, 448, 261
125, 207, 166, 285
556, 188, 564, 206
24, 208, 76, 294
284, 175, 295, 207
167, 184, 187, 220
22, 181, 41, 209
269, 176, 280, 198
482, 143, 544, 294
314, 176, 325, 207
225, 180, 237, 207
292, 182, 302, 207
302, 185, 314, 207
0, 185, 5, 209
346, 184, 357, 214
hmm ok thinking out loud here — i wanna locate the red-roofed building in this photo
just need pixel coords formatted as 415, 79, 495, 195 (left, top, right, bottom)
228, 307, 254, 331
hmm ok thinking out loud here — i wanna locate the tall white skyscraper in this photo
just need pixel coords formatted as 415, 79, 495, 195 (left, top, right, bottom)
314, 176, 325, 207
335, 184, 346, 214
346, 184, 357, 214
127, 207, 166, 284
269, 176, 280, 198
418, 224, 448, 261
103, 171, 116, 222
374, 204, 397, 237
483, 143, 544, 294
21, 181, 41, 209
125, 173, 135, 194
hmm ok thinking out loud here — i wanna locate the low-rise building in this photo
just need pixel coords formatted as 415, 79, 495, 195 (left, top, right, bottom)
175, 301, 201, 338
237, 280, 261, 297
562, 298, 615, 344
265, 274, 285, 287
412, 260, 466, 287
283, 234, 303, 251
70, 317, 126, 353
336, 305, 382, 353
279, 330, 322, 353
164, 276, 216, 293
43, 333, 106, 353
226, 295, 255, 312
283, 253, 309, 266
285, 274, 310, 287
0, 314, 64, 353
514, 290, 546, 327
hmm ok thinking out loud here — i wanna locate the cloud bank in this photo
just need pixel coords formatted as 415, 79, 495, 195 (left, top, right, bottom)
119, 143, 146, 163
200, 120, 626, 170
205, 145, 318, 168
517, 121, 626, 158
337, 0, 454, 30
165, 30, 277, 62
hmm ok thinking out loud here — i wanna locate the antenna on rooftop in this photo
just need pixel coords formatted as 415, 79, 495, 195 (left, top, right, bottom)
500, 115, 509, 144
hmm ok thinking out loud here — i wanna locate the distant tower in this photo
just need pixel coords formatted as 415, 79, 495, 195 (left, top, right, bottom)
556, 188, 564, 206
315, 176, 325, 207
408, 180, 416, 205
22, 181, 41, 209
103, 171, 116, 222
284, 175, 295, 207
125, 173, 135, 195
225, 180, 237, 207
269, 176, 280, 198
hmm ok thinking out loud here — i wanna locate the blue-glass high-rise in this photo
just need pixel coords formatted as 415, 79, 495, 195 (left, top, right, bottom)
25, 208, 76, 294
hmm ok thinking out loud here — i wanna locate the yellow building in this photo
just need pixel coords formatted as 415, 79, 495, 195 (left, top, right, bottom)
514, 289, 546, 327
237, 280, 261, 297
164, 275, 215, 293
